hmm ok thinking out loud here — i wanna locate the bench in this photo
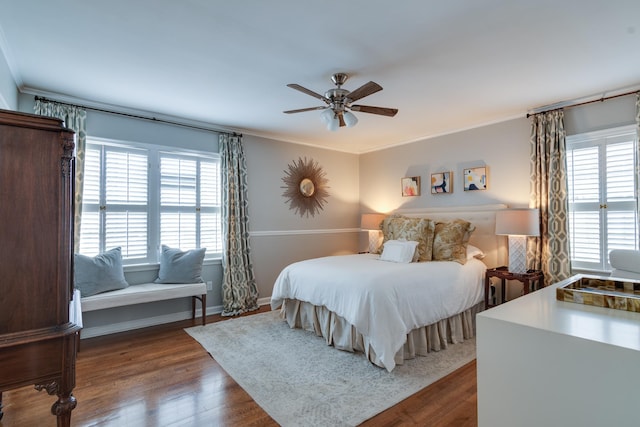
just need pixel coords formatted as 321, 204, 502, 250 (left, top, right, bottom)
81, 282, 207, 326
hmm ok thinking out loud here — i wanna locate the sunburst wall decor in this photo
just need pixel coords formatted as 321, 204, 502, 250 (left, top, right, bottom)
281, 157, 329, 217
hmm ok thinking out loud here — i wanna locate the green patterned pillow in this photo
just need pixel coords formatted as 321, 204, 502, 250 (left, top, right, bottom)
379, 216, 435, 262
432, 219, 476, 264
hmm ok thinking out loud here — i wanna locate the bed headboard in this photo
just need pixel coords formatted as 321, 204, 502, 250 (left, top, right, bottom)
394, 204, 508, 268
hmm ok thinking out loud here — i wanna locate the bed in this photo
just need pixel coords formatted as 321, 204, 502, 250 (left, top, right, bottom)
270, 204, 507, 372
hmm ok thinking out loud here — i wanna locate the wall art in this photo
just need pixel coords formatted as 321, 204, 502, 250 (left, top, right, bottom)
281, 157, 330, 217
431, 171, 452, 194
401, 176, 420, 197
463, 166, 487, 191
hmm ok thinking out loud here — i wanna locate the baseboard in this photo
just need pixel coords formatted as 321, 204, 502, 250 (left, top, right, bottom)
81, 297, 273, 339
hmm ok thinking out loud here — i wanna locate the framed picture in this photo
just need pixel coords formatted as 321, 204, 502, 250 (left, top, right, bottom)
401, 176, 420, 196
431, 171, 452, 194
463, 167, 487, 191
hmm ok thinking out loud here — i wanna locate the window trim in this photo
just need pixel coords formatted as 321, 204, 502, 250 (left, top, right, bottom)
81, 136, 221, 265
566, 124, 639, 272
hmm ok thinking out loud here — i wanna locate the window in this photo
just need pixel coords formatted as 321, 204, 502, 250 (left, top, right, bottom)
566, 125, 639, 271
79, 139, 221, 264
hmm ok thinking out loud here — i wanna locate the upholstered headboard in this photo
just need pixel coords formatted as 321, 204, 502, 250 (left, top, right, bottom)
394, 204, 508, 268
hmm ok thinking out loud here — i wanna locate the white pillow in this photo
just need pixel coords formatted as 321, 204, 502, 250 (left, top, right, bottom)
379, 240, 419, 263
466, 244, 485, 260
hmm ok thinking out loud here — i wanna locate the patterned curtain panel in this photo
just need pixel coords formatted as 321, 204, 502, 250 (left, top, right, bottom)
529, 110, 571, 285
219, 133, 259, 316
34, 99, 87, 253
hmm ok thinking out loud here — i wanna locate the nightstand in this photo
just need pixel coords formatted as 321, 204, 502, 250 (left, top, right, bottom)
484, 266, 544, 308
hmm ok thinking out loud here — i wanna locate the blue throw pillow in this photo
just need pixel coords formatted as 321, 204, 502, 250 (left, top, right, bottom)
75, 247, 129, 297
155, 245, 206, 284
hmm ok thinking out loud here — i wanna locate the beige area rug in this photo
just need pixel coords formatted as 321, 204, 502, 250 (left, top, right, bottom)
185, 310, 476, 427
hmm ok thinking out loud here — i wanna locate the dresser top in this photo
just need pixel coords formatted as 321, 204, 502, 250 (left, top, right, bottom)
478, 275, 640, 352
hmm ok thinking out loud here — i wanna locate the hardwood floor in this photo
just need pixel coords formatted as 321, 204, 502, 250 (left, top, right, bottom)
0, 307, 478, 426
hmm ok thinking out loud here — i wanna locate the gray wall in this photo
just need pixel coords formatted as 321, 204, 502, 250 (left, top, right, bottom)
244, 135, 360, 300
0, 50, 17, 110
17, 93, 360, 334
11, 89, 639, 336
359, 92, 639, 218
359, 117, 532, 214
564, 94, 637, 136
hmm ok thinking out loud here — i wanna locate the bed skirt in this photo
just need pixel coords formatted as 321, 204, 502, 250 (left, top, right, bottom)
279, 298, 482, 369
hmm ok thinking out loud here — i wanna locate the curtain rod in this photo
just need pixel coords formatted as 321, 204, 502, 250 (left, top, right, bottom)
34, 95, 243, 137
526, 90, 640, 118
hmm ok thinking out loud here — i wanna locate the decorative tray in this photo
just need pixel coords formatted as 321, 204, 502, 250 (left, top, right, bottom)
556, 276, 640, 312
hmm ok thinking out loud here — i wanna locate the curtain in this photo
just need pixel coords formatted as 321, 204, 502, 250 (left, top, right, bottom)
529, 110, 571, 285
34, 99, 87, 253
219, 133, 259, 316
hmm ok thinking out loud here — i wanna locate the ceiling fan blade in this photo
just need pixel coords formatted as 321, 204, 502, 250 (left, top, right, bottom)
346, 81, 383, 102
283, 106, 327, 114
338, 113, 346, 127
287, 84, 330, 103
350, 105, 398, 117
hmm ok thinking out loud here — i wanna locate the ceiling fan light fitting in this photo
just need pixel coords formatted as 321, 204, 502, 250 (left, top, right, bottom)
327, 115, 340, 131
321, 108, 334, 124
343, 111, 358, 127
286, 73, 397, 131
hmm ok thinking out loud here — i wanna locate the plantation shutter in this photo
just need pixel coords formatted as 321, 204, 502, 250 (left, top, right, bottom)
79, 143, 149, 263
104, 149, 148, 259
78, 146, 101, 256
567, 126, 638, 271
159, 153, 221, 256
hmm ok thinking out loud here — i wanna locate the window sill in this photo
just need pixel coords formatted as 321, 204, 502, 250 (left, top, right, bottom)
123, 257, 222, 273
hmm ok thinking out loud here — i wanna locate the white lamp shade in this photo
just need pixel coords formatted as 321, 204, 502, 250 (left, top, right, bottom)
343, 111, 358, 127
321, 108, 334, 124
327, 115, 340, 131
361, 213, 385, 230
495, 209, 540, 236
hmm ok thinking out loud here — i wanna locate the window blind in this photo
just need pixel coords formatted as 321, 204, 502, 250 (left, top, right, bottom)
567, 126, 638, 271
79, 140, 221, 264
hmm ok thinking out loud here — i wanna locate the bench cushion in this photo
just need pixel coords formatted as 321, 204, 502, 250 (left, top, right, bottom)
81, 282, 207, 312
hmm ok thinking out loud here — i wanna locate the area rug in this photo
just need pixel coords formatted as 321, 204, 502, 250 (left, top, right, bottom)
185, 310, 476, 427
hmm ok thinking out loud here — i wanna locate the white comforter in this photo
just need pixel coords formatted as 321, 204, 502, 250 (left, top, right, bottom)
271, 253, 485, 371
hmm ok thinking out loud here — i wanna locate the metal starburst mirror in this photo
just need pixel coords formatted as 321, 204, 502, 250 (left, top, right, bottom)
281, 157, 329, 217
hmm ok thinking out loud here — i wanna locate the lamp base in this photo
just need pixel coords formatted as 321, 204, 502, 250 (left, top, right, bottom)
507, 235, 528, 274
368, 230, 382, 253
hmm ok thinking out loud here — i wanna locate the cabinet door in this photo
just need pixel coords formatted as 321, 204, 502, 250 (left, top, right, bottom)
0, 115, 74, 334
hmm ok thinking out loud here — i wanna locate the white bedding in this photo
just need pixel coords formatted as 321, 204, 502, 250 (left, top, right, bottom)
270, 253, 485, 371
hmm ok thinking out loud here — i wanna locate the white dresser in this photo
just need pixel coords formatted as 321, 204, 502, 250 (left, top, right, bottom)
476, 276, 640, 427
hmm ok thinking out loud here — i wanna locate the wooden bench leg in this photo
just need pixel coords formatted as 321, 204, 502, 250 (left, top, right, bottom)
201, 293, 206, 326
192, 294, 207, 326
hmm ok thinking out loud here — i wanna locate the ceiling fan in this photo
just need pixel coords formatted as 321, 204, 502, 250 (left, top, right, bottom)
283, 73, 398, 131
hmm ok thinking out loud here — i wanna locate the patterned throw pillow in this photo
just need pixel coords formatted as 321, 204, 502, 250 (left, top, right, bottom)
432, 219, 476, 264
379, 215, 435, 262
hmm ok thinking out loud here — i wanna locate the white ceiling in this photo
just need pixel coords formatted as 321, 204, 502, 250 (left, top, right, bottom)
1, 1, 639, 153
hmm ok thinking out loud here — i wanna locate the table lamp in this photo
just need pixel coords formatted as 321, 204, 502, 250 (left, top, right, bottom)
361, 213, 385, 253
495, 209, 540, 274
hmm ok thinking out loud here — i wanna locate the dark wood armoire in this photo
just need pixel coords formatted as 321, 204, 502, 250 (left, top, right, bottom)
0, 109, 81, 426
